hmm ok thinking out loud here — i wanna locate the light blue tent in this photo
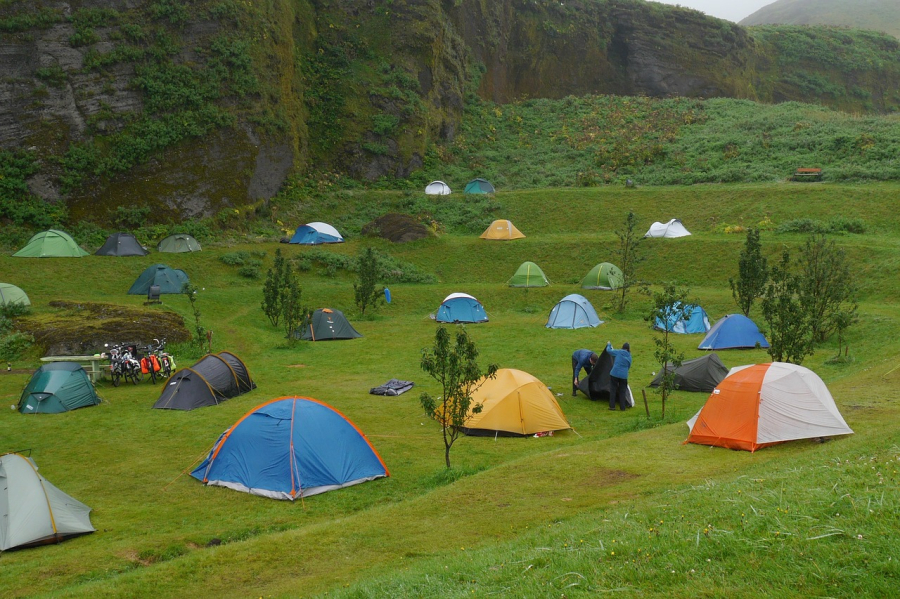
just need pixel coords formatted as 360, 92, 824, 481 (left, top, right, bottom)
435, 293, 488, 324
546, 294, 602, 329
127, 264, 189, 295
191, 397, 389, 500
698, 314, 770, 350
289, 222, 344, 244
653, 303, 711, 334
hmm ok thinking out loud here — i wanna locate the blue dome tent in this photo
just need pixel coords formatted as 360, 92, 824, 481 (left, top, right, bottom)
653, 302, 711, 334
289, 222, 344, 245
698, 314, 770, 350
191, 397, 389, 500
435, 293, 488, 324
546, 294, 602, 329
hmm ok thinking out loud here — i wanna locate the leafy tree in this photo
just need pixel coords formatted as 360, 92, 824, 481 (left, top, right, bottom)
420, 326, 498, 469
797, 233, 857, 343
646, 283, 692, 418
761, 250, 813, 364
614, 211, 644, 312
354, 247, 384, 316
261, 248, 288, 327
729, 228, 768, 316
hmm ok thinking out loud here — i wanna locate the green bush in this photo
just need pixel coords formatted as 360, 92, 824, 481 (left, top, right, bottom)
220, 251, 251, 266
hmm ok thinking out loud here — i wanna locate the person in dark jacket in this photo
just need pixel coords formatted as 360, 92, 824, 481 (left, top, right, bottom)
606, 341, 632, 410
571, 349, 599, 396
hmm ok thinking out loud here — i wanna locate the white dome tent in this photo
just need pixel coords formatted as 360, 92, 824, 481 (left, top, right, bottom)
645, 219, 691, 238
425, 181, 452, 195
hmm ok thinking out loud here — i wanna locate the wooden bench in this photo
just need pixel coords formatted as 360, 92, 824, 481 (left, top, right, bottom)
793, 168, 823, 181
40, 355, 107, 383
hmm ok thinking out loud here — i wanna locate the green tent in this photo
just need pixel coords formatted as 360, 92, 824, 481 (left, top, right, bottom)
157, 234, 201, 253
299, 308, 362, 341
464, 178, 495, 194
13, 230, 88, 258
581, 262, 624, 290
508, 261, 549, 287
0, 283, 30, 307
128, 264, 190, 295
18, 362, 101, 414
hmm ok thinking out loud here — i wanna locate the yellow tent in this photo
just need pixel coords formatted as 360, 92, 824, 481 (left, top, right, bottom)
461, 369, 571, 436
479, 220, 525, 240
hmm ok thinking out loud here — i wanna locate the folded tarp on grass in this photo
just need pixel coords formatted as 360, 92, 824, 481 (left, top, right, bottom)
369, 379, 415, 396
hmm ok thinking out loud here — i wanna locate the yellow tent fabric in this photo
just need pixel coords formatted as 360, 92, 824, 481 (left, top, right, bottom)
479, 220, 525, 240
463, 369, 570, 435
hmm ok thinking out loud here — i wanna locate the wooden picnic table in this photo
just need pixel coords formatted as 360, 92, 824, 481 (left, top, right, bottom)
40, 355, 107, 383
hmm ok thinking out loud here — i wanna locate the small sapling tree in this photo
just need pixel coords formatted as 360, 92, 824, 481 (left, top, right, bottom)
261, 248, 287, 327
729, 227, 768, 316
761, 250, 813, 364
354, 247, 384, 316
646, 283, 692, 418
281, 263, 307, 340
181, 283, 207, 354
614, 211, 644, 312
420, 326, 498, 469
797, 233, 857, 343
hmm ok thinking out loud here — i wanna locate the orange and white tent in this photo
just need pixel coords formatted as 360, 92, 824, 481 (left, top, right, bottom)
686, 363, 853, 452
479, 220, 525, 240
459, 369, 570, 436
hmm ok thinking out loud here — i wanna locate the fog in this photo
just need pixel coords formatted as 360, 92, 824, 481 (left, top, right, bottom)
650, 0, 775, 23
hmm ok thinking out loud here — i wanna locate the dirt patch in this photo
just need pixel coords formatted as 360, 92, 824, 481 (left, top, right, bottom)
583, 468, 641, 487
362, 213, 431, 243
17, 301, 191, 356
287, 364, 307, 368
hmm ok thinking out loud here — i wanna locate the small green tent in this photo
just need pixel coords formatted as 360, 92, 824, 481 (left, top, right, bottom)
581, 262, 624, 290
18, 363, 101, 414
128, 264, 190, 295
13, 230, 88, 258
157, 234, 201, 253
464, 178, 495, 194
508, 262, 549, 288
0, 283, 30, 307
299, 308, 362, 341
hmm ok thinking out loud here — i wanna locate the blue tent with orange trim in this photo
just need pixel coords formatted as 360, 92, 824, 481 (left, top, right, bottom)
191, 397, 389, 500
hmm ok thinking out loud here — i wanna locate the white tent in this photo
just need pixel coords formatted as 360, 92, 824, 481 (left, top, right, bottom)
645, 219, 691, 238
425, 181, 452, 195
0, 453, 95, 551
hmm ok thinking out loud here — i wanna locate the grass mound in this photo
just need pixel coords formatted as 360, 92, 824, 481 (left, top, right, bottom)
361, 213, 432, 243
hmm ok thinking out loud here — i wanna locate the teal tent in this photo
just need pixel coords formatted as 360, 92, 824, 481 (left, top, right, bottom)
18, 363, 101, 414
128, 264, 189, 295
464, 178, 495, 194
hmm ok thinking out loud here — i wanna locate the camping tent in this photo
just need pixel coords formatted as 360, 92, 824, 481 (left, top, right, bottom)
127, 264, 189, 295
0, 453, 95, 551
157, 234, 201, 253
290, 222, 344, 245
0, 283, 30, 307
18, 363, 101, 414
95, 232, 148, 257
546, 294, 602, 329
456, 369, 571, 437
653, 303, 711, 334
191, 396, 389, 500
464, 178, 495, 194
13, 230, 88, 258
480, 220, 525, 240
425, 181, 451, 195
577, 349, 634, 406
435, 293, 488, 324
649, 353, 729, 393
299, 308, 362, 341
698, 314, 769, 350
580, 263, 623, 290
644, 219, 691, 238
508, 261, 549, 287
154, 351, 255, 410
686, 363, 854, 452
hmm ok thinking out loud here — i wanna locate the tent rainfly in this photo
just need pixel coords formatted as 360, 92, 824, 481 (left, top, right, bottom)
464, 178, 495, 194
580, 263, 623, 290
18, 362, 101, 414
686, 363, 854, 452
480, 220, 525, 240
95, 232, 148, 257
0, 283, 30, 307
13, 230, 88, 258
290, 222, 344, 245
154, 351, 255, 410
649, 353, 729, 393
698, 314, 769, 350
425, 181, 452, 195
644, 219, 691, 238
653, 302, 711, 334
157, 234, 201, 253
546, 294, 602, 329
578, 349, 634, 406
127, 264, 189, 295
0, 453, 95, 551
435, 293, 488, 324
299, 308, 362, 341
191, 396, 389, 499
507, 261, 549, 287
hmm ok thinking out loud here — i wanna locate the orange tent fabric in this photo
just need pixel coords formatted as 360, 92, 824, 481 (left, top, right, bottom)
479, 220, 525, 240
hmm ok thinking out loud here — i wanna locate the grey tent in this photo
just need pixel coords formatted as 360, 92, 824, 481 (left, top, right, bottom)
577, 349, 634, 406
127, 264, 189, 295
299, 308, 362, 341
18, 362, 101, 414
0, 453, 95, 551
95, 232, 148, 256
157, 234, 201, 253
649, 353, 729, 393
154, 351, 255, 410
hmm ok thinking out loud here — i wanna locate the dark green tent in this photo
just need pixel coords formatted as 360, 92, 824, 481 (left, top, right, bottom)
299, 308, 362, 341
19, 363, 101, 414
157, 234, 201, 253
128, 264, 189, 295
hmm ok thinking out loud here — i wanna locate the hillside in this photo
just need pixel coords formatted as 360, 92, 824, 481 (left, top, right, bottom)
741, 0, 900, 38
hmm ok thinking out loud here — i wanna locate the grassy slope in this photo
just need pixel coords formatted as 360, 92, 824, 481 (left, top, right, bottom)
741, 0, 900, 38
0, 184, 898, 597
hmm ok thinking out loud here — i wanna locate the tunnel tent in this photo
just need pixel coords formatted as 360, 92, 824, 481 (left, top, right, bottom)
18, 362, 101, 414
480, 220, 525, 240
13, 230, 88, 258
649, 353, 729, 393
157, 234, 201, 253
578, 349, 635, 406
153, 351, 255, 410
290, 222, 344, 245
698, 314, 769, 350
0, 283, 30, 307
0, 453, 96, 551
653, 302, 711, 334
546, 294, 602, 329
435, 293, 488, 324
95, 232, 148, 256
507, 261, 549, 287
645, 219, 691, 238
464, 178, 495, 194
191, 396, 389, 500
127, 264, 189, 295
580, 262, 623, 290
299, 308, 362, 341
425, 181, 451, 195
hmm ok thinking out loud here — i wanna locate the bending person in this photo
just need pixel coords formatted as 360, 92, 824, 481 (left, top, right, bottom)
571, 349, 599, 397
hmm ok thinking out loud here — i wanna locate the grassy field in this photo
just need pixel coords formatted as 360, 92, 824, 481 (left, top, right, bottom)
0, 184, 898, 598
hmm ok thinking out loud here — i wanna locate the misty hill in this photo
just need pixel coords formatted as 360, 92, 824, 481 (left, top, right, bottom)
741, 0, 900, 38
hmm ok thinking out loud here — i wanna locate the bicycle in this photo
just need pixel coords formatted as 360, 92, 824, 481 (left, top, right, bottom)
148, 338, 174, 382
105, 343, 140, 386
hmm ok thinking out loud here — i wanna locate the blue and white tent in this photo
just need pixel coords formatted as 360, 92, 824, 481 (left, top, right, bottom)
435, 293, 488, 324
698, 314, 770, 350
191, 397, 389, 500
289, 222, 344, 245
546, 294, 602, 329
653, 303, 711, 334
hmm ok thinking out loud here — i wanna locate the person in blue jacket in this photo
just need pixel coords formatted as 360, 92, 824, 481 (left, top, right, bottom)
571, 349, 599, 396
606, 341, 632, 410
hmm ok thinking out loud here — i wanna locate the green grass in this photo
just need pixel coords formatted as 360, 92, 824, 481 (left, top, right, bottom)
0, 184, 898, 597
